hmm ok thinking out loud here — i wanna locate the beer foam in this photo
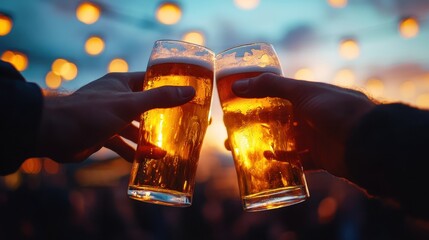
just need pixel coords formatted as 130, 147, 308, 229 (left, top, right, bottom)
148, 56, 214, 71
216, 65, 282, 79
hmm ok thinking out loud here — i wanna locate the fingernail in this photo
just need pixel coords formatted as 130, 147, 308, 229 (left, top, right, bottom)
233, 79, 250, 94
178, 87, 195, 99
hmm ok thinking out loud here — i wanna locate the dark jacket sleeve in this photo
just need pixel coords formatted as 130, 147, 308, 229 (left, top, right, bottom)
0, 61, 43, 175
345, 103, 429, 220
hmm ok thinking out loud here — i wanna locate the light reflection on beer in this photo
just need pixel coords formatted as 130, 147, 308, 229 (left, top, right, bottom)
128, 56, 214, 206
216, 63, 309, 210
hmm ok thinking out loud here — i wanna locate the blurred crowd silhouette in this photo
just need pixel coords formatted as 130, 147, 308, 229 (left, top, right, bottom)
0, 154, 419, 240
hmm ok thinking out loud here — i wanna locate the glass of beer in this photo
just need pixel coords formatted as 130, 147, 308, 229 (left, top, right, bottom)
215, 42, 309, 211
127, 40, 214, 207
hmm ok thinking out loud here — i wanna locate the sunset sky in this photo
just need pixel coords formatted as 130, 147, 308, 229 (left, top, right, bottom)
1, 0, 428, 168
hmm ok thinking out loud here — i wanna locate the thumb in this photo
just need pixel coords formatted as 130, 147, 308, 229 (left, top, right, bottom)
231, 73, 317, 107
135, 86, 196, 112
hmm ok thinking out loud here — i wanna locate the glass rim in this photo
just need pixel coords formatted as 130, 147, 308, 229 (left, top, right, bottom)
154, 39, 215, 55
216, 42, 274, 57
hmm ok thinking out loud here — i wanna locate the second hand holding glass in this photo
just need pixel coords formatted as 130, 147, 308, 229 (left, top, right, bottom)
215, 42, 310, 212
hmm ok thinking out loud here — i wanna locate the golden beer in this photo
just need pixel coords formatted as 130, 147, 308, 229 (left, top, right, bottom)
216, 43, 309, 211
128, 41, 214, 207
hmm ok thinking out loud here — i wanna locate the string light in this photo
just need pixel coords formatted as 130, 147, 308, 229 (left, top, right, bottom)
76, 2, 101, 24
108, 58, 128, 72
182, 31, 205, 45
1, 50, 28, 71
416, 93, 429, 109
365, 78, 384, 99
234, 0, 260, 10
294, 68, 315, 81
399, 17, 419, 39
51, 58, 78, 81
339, 39, 360, 60
332, 68, 355, 87
0, 13, 13, 36
85, 36, 105, 55
328, 0, 348, 8
156, 2, 182, 25
45, 71, 62, 89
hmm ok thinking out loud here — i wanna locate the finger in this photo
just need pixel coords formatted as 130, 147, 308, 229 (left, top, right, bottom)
127, 72, 146, 92
105, 72, 146, 92
133, 85, 196, 113
119, 124, 139, 143
104, 136, 136, 163
232, 73, 321, 106
0, 60, 26, 82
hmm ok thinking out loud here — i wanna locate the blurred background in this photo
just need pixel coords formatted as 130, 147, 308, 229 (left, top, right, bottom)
1, 0, 428, 239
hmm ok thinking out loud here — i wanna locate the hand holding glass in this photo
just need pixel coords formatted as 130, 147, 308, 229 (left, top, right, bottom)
127, 40, 214, 207
216, 43, 310, 211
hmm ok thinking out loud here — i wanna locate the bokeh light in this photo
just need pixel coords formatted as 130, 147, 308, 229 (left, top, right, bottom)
332, 69, 356, 87
318, 197, 338, 223
416, 93, 429, 109
85, 36, 105, 55
0, 13, 13, 36
1, 50, 28, 71
76, 2, 101, 24
399, 17, 419, 39
234, 0, 260, 10
51, 59, 78, 81
365, 78, 385, 99
328, 0, 348, 8
156, 2, 182, 25
21, 158, 42, 174
339, 39, 360, 60
294, 68, 315, 81
182, 31, 205, 45
399, 80, 416, 99
45, 71, 62, 89
3, 172, 21, 190
43, 159, 60, 174
108, 58, 129, 72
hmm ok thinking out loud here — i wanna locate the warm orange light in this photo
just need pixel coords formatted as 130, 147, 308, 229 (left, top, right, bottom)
21, 158, 42, 174
328, 0, 347, 8
234, 0, 260, 10
76, 2, 101, 24
0, 14, 13, 36
416, 94, 429, 109
45, 71, 62, 89
3, 172, 21, 190
182, 31, 205, 45
1, 50, 15, 62
365, 78, 384, 98
43, 159, 60, 174
294, 68, 315, 81
339, 39, 360, 60
108, 58, 129, 72
399, 80, 416, 99
61, 62, 78, 81
51, 58, 68, 75
399, 17, 419, 39
333, 69, 355, 87
156, 2, 182, 25
85, 36, 105, 55
2, 51, 28, 71
318, 197, 338, 223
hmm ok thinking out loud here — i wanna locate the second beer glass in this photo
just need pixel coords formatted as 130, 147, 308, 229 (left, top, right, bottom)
216, 43, 310, 211
128, 40, 214, 207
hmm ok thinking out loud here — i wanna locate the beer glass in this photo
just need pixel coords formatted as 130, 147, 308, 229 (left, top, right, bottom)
128, 40, 214, 207
215, 42, 309, 211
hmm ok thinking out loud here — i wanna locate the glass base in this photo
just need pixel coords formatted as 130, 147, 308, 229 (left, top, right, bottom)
242, 186, 309, 212
128, 186, 192, 207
